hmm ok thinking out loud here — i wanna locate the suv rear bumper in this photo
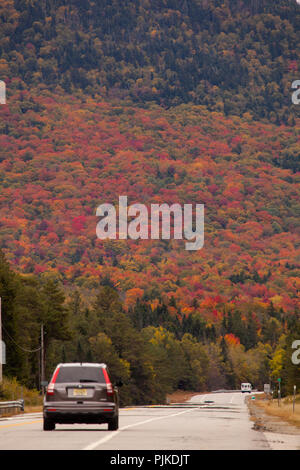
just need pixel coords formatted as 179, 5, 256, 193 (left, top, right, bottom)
44, 403, 117, 424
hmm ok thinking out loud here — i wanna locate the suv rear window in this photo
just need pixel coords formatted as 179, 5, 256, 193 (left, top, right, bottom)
55, 366, 106, 383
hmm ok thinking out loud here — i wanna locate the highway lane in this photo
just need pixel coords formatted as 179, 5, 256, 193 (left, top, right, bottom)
0, 392, 293, 450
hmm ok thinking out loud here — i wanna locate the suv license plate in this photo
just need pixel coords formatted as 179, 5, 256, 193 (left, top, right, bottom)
73, 388, 87, 397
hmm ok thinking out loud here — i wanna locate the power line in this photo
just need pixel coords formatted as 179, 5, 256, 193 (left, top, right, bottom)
2, 325, 42, 353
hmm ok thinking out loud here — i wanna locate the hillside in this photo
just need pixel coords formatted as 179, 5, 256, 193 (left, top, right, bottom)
0, 1, 299, 401
0, 0, 299, 121
0, 88, 299, 321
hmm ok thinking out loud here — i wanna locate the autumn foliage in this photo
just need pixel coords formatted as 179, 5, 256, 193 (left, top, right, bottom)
0, 88, 299, 325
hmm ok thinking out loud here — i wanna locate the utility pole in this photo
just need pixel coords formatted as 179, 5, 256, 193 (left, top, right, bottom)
0, 297, 2, 383
293, 385, 296, 413
41, 324, 44, 394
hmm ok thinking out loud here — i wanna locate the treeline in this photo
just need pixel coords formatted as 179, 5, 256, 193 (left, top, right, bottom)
0, 250, 299, 405
0, 0, 299, 122
0, 250, 71, 386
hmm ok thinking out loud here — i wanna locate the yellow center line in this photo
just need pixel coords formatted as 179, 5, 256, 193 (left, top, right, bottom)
0, 419, 42, 428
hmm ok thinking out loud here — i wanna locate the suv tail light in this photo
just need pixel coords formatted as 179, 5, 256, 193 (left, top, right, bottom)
103, 368, 114, 399
46, 367, 60, 395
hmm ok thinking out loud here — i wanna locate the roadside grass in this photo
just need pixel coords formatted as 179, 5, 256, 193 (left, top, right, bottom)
166, 390, 203, 404
0, 377, 43, 415
21, 405, 43, 413
253, 393, 300, 428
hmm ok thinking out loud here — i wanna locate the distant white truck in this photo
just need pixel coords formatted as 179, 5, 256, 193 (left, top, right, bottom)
241, 383, 252, 393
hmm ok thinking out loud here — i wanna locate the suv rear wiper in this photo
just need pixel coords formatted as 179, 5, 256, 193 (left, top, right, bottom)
79, 379, 98, 383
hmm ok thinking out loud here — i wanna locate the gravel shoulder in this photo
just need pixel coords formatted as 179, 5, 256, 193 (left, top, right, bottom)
247, 395, 300, 450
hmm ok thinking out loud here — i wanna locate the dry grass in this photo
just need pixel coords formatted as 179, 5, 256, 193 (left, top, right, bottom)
166, 390, 202, 403
23, 405, 43, 413
254, 394, 300, 428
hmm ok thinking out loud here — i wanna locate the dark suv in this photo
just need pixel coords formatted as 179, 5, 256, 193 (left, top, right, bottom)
43, 363, 121, 431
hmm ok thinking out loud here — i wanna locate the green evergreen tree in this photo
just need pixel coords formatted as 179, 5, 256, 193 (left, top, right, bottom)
40, 279, 72, 376
220, 336, 236, 389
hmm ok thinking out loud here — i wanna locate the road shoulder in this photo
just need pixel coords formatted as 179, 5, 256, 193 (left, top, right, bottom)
247, 397, 300, 450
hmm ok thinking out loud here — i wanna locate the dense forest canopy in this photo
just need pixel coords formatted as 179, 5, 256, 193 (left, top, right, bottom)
0, 91, 299, 314
0, 0, 299, 121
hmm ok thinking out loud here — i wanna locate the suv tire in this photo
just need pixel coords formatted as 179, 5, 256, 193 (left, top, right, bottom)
43, 417, 55, 431
108, 415, 119, 431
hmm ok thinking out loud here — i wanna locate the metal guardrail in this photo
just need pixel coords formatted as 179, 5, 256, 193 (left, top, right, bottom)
0, 399, 24, 416
211, 389, 259, 393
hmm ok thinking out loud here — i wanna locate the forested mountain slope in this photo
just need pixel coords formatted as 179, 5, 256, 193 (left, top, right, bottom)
0, 90, 299, 319
0, 0, 299, 120
0, 1, 299, 400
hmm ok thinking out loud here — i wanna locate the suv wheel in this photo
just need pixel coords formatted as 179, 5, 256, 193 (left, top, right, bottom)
43, 417, 55, 431
108, 415, 119, 431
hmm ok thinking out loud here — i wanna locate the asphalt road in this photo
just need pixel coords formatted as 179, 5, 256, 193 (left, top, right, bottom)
0, 392, 298, 450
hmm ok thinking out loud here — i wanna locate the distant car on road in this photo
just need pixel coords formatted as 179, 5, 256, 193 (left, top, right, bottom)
241, 382, 252, 393
43, 362, 121, 431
